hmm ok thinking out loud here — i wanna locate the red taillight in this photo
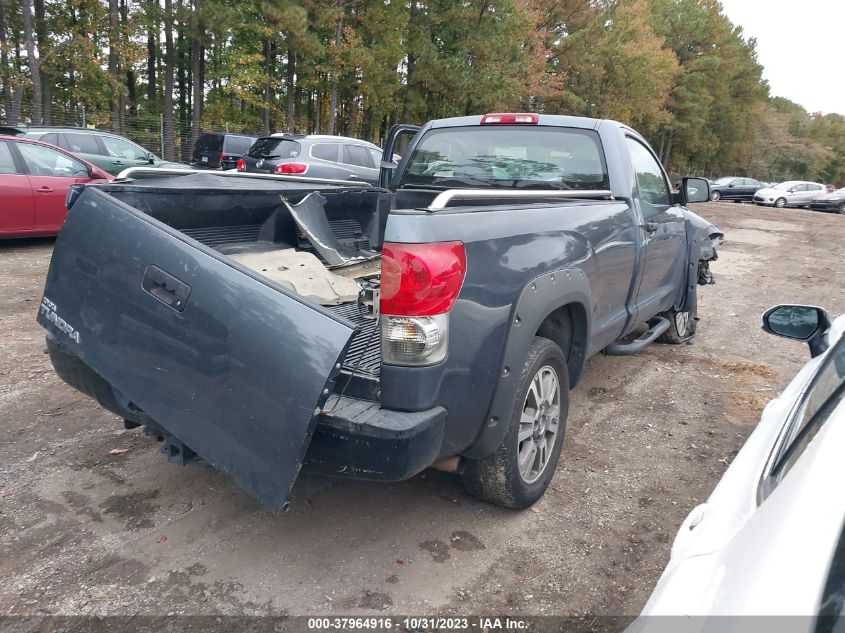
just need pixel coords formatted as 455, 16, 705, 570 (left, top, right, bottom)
236, 158, 246, 171
218, 153, 225, 161
275, 162, 308, 175
480, 113, 538, 125
380, 242, 466, 316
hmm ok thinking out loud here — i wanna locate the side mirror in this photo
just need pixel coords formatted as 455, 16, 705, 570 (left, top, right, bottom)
681, 177, 710, 204
762, 304, 831, 357
148, 153, 156, 164
728, 182, 735, 188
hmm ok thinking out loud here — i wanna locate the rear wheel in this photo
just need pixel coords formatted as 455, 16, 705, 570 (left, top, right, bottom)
838, 202, 845, 215
658, 309, 693, 344
710, 190, 721, 202
461, 337, 569, 509
775, 197, 787, 208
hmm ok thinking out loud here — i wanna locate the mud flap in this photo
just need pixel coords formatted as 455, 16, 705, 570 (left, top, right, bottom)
37, 188, 355, 508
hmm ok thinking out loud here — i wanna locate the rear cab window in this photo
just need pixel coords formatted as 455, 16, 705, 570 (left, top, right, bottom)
401, 126, 609, 190
248, 138, 300, 159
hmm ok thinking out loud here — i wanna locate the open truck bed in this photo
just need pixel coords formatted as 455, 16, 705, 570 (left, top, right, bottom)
39, 173, 443, 508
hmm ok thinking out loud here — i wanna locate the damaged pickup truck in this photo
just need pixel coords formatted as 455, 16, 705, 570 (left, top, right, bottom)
37, 113, 723, 510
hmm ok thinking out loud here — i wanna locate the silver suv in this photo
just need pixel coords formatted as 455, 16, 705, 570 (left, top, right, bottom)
237, 134, 382, 184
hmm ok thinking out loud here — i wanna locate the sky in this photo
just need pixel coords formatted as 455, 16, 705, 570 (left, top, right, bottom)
718, 0, 844, 115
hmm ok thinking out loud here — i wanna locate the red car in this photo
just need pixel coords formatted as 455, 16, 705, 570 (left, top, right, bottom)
0, 134, 111, 238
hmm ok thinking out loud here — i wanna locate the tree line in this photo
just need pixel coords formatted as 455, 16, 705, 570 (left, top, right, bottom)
1, 0, 843, 184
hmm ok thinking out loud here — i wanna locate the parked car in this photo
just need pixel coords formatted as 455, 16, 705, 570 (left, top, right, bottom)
810, 187, 845, 214
237, 133, 384, 185
36, 113, 722, 510
0, 125, 187, 177
708, 176, 763, 202
753, 180, 826, 208
632, 304, 845, 621
0, 135, 111, 238
190, 132, 258, 170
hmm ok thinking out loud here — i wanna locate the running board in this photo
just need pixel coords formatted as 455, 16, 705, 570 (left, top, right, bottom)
604, 317, 670, 356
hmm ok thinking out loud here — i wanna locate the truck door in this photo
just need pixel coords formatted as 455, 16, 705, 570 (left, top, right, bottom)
626, 137, 687, 321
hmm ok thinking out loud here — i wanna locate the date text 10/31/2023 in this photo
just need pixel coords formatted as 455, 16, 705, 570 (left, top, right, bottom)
306, 617, 528, 630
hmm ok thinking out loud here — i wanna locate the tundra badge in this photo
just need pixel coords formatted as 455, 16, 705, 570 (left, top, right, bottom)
40, 297, 81, 344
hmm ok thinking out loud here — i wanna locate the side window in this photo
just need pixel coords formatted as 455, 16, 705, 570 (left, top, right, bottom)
17, 143, 89, 177
768, 334, 845, 491
795, 184, 808, 192
626, 138, 671, 210
369, 148, 382, 166
223, 136, 254, 155
39, 133, 59, 146
344, 145, 373, 168
810, 184, 823, 191
62, 133, 102, 155
0, 141, 19, 174
100, 136, 147, 160
311, 144, 340, 162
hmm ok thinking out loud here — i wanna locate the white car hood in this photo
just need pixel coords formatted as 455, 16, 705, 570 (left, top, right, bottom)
754, 187, 786, 197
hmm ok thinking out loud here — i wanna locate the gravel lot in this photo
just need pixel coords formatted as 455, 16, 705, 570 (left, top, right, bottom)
1, 202, 844, 619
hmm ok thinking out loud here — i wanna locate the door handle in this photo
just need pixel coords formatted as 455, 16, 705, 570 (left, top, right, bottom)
36, 186, 54, 194
644, 222, 659, 233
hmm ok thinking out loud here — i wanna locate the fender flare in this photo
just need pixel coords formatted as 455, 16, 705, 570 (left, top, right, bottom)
462, 268, 592, 460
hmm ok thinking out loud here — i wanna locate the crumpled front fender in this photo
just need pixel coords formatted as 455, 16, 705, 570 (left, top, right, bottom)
678, 210, 725, 314
683, 209, 725, 263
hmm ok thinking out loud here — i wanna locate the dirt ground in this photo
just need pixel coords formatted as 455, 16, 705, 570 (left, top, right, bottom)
1, 202, 844, 621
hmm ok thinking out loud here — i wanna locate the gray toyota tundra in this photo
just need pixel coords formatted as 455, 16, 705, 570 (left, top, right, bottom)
37, 113, 723, 510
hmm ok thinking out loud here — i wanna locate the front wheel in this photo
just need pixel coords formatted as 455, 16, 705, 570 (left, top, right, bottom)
461, 337, 569, 509
658, 309, 694, 344
710, 190, 721, 202
775, 197, 787, 208
838, 202, 845, 215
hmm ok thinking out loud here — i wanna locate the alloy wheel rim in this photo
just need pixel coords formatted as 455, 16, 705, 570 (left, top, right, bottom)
675, 311, 690, 336
517, 365, 561, 484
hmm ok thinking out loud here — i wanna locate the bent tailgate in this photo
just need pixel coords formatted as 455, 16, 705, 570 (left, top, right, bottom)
37, 187, 355, 508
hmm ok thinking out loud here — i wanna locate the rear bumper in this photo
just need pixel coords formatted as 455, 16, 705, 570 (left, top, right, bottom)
46, 338, 446, 483
304, 397, 447, 481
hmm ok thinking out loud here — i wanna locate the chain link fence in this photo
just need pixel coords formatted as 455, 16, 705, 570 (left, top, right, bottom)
1, 104, 207, 164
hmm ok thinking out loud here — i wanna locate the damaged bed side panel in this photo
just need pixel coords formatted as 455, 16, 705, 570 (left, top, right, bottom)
37, 188, 356, 508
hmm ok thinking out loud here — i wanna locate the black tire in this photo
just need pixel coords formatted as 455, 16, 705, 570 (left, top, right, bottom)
838, 202, 845, 215
461, 336, 569, 509
775, 197, 787, 208
710, 190, 721, 202
658, 309, 694, 344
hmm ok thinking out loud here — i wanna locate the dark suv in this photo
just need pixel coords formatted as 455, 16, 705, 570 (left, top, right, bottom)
238, 134, 383, 184
191, 132, 258, 170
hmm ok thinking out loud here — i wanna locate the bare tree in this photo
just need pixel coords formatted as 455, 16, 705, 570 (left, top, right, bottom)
21, 0, 42, 124
108, 0, 120, 130
190, 0, 203, 147
163, 0, 175, 160
327, 0, 345, 135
